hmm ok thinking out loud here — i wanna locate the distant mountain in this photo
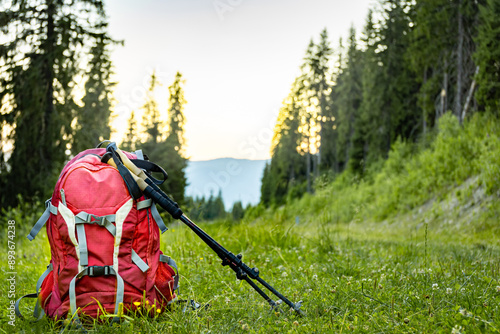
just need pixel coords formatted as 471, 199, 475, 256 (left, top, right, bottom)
185, 158, 269, 210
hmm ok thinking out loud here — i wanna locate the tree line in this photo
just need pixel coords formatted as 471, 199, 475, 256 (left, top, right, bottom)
261, 0, 500, 207
185, 191, 245, 222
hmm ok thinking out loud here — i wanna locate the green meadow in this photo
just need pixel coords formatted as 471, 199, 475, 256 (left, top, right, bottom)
1, 113, 500, 333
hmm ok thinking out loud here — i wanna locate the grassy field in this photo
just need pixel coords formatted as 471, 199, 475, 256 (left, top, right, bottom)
1, 207, 499, 333
2, 113, 500, 333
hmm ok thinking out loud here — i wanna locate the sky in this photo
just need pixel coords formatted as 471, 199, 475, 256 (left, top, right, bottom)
105, 0, 375, 161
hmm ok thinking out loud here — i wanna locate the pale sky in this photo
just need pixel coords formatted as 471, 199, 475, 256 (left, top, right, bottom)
106, 0, 374, 161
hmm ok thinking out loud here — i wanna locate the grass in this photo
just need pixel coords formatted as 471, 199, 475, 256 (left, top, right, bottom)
1, 112, 500, 332
1, 209, 499, 333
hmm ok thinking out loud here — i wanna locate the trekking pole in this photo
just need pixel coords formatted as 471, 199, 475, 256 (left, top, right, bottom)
102, 143, 303, 315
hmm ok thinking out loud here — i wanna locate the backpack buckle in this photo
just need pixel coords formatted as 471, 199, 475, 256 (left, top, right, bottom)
87, 265, 111, 277
86, 214, 106, 226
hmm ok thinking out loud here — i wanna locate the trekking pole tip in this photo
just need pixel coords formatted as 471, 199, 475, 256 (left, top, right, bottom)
292, 300, 304, 316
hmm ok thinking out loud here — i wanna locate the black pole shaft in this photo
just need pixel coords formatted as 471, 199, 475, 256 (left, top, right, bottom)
255, 276, 297, 311
143, 184, 302, 314
179, 215, 230, 258
243, 276, 277, 309
179, 214, 299, 311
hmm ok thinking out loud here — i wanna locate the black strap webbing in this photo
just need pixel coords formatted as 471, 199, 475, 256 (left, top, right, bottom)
129, 159, 168, 185
106, 145, 142, 200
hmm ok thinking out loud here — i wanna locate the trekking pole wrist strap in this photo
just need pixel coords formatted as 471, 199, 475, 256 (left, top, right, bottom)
104, 144, 143, 200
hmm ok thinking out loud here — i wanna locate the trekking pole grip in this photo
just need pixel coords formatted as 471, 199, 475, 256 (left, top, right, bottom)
143, 185, 183, 220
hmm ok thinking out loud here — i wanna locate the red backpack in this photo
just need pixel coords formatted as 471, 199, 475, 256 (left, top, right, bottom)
16, 148, 179, 322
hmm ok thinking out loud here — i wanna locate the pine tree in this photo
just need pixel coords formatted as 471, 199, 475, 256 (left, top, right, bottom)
142, 71, 163, 145
143, 72, 188, 207
263, 76, 307, 206
378, 0, 419, 148
166, 72, 186, 152
73, 33, 118, 152
231, 201, 244, 221
474, 0, 500, 114
260, 162, 272, 206
300, 40, 316, 193
122, 111, 138, 152
334, 27, 363, 172
304, 29, 332, 177
409, 0, 480, 125
321, 38, 344, 173
0, 0, 112, 207
213, 189, 226, 219
356, 9, 386, 167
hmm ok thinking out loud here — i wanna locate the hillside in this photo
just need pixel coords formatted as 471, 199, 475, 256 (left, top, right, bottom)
251, 112, 500, 247
185, 158, 269, 209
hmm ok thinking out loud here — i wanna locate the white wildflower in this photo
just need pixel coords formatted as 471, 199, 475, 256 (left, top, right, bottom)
451, 325, 463, 334
281, 271, 288, 278
312, 274, 318, 280
496, 286, 500, 293
432, 283, 439, 290
446, 288, 452, 295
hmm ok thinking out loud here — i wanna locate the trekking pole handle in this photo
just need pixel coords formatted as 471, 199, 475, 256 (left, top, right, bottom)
104, 154, 184, 219
106, 143, 150, 182
144, 185, 183, 219
105, 156, 148, 190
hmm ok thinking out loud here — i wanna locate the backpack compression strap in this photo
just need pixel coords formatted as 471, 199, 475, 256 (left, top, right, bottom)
27, 199, 58, 241
15, 263, 53, 320
69, 265, 124, 323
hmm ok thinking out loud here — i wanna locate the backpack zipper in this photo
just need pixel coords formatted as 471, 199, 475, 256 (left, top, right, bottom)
60, 189, 66, 206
